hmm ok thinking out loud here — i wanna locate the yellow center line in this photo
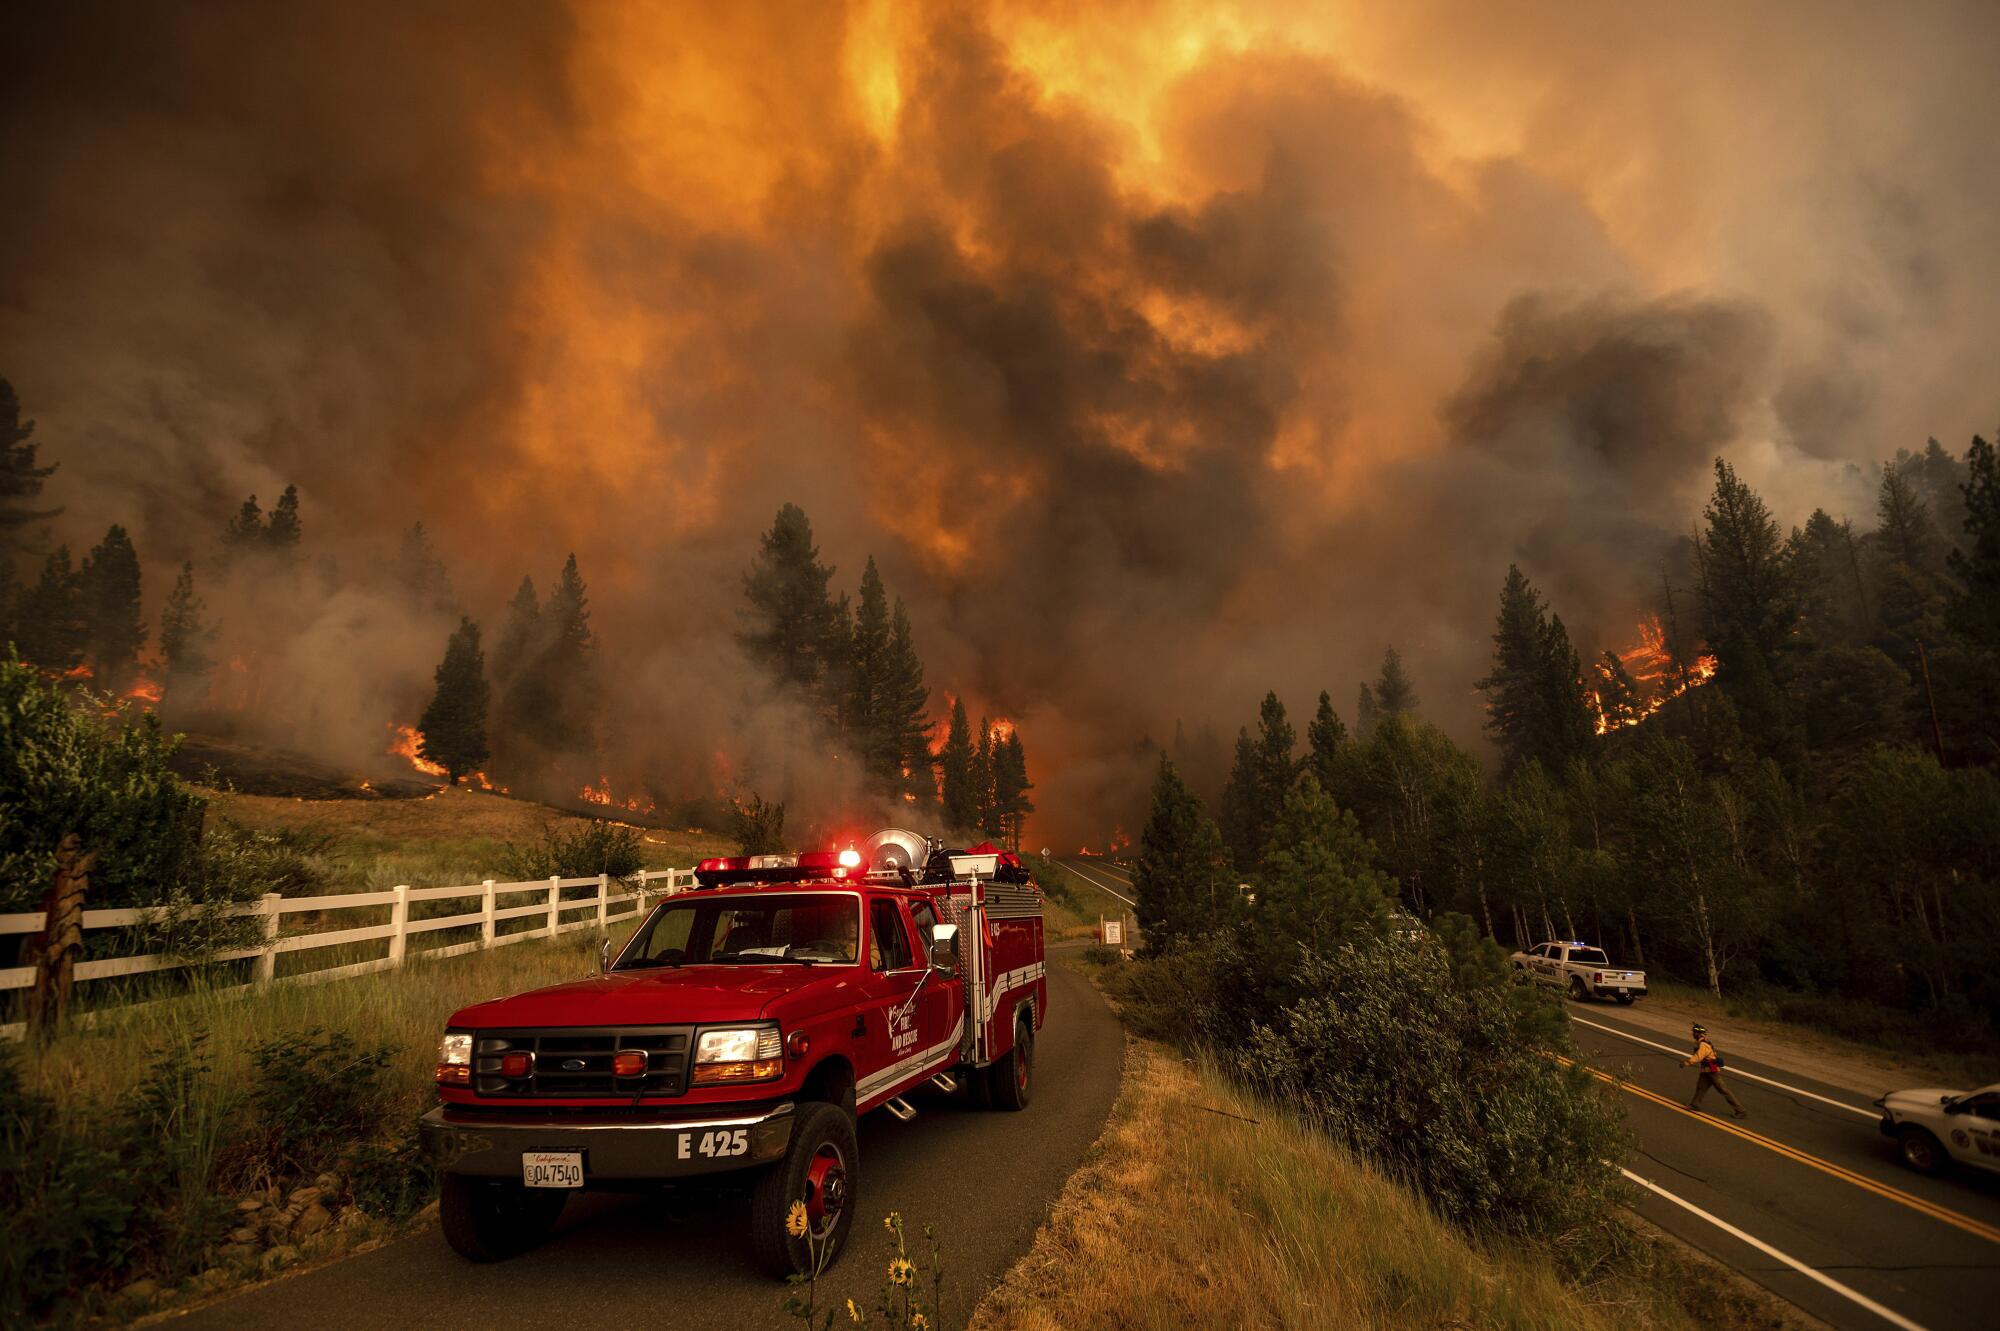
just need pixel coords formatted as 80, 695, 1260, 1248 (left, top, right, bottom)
1557, 1054, 2000, 1247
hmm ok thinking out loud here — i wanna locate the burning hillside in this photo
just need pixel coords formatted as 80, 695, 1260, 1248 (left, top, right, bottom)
1587, 618, 1720, 736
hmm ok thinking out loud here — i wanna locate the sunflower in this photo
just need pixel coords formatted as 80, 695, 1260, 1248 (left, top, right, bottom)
786, 1200, 809, 1238
888, 1257, 916, 1286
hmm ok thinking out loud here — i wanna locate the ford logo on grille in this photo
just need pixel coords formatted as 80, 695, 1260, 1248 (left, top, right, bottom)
561, 1058, 585, 1071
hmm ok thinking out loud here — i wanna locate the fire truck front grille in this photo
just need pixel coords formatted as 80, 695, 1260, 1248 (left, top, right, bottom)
473, 1028, 691, 1098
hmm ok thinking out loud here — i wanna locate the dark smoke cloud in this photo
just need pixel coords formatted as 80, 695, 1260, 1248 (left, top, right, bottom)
3, 1, 1994, 841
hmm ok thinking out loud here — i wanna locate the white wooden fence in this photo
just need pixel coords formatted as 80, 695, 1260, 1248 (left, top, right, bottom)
0, 868, 696, 1041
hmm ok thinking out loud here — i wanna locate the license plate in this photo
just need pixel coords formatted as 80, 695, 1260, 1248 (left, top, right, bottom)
522, 1151, 583, 1189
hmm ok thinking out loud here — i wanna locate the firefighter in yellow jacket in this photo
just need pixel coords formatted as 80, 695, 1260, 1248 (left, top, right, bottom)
1684, 1023, 1746, 1118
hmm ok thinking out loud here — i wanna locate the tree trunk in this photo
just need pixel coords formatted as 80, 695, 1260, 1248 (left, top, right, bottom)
1626, 902, 1647, 969
1693, 879, 1721, 997
28, 833, 96, 1035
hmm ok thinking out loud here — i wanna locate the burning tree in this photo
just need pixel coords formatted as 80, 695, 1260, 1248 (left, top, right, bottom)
418, 616, 491, 785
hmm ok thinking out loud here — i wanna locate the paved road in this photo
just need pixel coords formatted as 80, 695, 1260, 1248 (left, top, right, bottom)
172, 959, 1123, 1330
1063, 857, 2000, 1331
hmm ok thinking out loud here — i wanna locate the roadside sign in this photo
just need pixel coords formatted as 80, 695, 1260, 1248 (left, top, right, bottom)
1102, 919, 1123, 945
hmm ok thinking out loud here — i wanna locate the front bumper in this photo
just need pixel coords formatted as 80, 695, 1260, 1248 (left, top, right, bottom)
421, 1100, 795, 1182
1879, 1115, 1898, 1138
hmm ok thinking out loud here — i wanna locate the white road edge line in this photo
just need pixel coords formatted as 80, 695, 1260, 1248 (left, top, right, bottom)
1617, 1164, 1931, 1331
1061, 860, 1137, 908
1572, 1014, 1877, 1119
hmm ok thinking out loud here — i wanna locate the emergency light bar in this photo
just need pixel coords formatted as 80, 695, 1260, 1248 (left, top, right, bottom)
694, 850, 860, 889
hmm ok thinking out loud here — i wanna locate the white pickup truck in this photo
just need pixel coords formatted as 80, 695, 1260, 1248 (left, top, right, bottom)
1508, 940, 1647, 1004
1876, 1083, 2000, 1177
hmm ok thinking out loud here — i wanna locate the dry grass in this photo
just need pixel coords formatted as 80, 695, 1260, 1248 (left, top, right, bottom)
972, 1039, 1807, 1331
203, 785, 735, 891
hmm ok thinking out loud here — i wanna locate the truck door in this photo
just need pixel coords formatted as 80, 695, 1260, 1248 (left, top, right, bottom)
861, 896, 925, 1101
907, 897, 963, 1064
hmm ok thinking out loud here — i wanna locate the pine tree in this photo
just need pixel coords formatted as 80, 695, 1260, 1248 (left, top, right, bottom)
1949, 435, 2000, 647
1220, 693, 1296, 868
1592, 650, 1642, 731
17, 546, 84, 668
540, 553, 598, 753
1696, 458, 1795, 680
844, 557, 895, 787
0, 378, 60, 550
1872, 462, 1950, 670
939, 698, 977, 831
1250, 777, 1396, 997
1477, 565, 1549, 775
1217, 726, 1258, 866
1373, 647, 1419, 718
1356, 682, 1380, 738
884, 600, 934, 803
739, 503, 842, 707
1304, 690, 1347, 793
265, 484, 302, 551
972, 719, 999, 839
1133, 755, 1237, 953
159, 562, 216, 695
392, 522, 454, 614
992, 729, 1034, 850
78, 524, 145, 686
1535, 613, 1595, 772
418, 617, 491, 784
223, 495, 266, 552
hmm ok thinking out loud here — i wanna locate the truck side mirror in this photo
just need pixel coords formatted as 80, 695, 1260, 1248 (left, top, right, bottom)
930, 923, 959, 975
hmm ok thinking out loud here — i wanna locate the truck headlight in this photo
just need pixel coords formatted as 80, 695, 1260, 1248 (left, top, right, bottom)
435, 1031, 473, 1086
692, 1026, 783, 1085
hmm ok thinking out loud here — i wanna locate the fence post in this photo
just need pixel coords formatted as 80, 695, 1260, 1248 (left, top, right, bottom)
388, 885, 410, 966
547, 875, 561, 936
254, 892, 282, 984
596, 873, 609, 931
481, 880, 496, 948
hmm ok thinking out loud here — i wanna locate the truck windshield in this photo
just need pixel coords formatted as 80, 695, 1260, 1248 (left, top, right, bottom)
618, 894, 860, 968
1569, 947, 1610, 965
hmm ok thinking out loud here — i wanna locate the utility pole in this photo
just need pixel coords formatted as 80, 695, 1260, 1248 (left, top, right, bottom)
1916, 637, 1946, 765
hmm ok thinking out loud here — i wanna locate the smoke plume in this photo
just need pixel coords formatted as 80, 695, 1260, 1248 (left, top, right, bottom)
4, 0, 1995, 841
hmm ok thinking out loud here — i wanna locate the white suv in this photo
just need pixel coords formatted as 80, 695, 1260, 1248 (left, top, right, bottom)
1876, 1083, 2000, 1176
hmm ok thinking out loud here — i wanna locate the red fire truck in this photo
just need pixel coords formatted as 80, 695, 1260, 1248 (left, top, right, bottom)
420, 828, 1047, 1275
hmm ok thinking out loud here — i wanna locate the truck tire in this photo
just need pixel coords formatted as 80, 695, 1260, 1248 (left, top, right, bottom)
1615, 992, 1636, 1005
962, 1061, 993, 1110
439, 1173, 568, 1262
751, 1101, 858, 1278
1568, 976, 1589, 1002
1897, 1125, 1949, 1176
987, 1015, 1033, 1111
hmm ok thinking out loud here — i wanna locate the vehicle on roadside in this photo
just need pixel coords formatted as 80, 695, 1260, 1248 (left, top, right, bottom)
420, 828, 1046, 1276
1507, 940, 1647, 1003
1875, 1083, 2000, 1177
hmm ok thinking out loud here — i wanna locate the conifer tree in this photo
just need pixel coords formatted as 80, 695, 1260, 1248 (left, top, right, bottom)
1535, 614, 1595, 772
992, 729, 1034, 850
0, 378, 59, 550
1872, 462, 1950, 670
540, 553, 598, 752
17, 546, 84, 668
1696, 458, 1795, 680
1134, 755, 1236, 954
972, 718, 999, 839
419, 617, 491, 784
1591, 651, 1641, 731
158, 562, 216, 695
1949, 435, 2000, 647
223, 495, 265, 552
939, 698, 977, 830
884, 600, 934, 803
1304, 690, 1347, 793
1219, 693, 1296, 869
1217, 726, 1258, 865
392, 522, 454, 614
1373, 647, 1419, 718
739, 503, 842, 708
1477, 566, 1549, 775
1247, 777, 1396, 1006
843, 557, 894, 784
78, 524, 144, 685
1356, 682, 1380, 738
266, 484, 302, 551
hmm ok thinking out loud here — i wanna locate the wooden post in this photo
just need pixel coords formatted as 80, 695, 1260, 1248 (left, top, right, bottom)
596, 873, 609, 931
480, 880, 496, 948
547, 876, 561, 936
27, 834, 95, 1034
388, 885, 410, 966
254, 892, 282, 984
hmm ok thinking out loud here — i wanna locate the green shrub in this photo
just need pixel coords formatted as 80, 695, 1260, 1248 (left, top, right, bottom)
1236, 940, 1628, 1265
498, 818, 644, 881
1101, 934, 1243, 1047
730, 793, 786, 855
247, 1026, 394, 1176
345, 1117, 435, 1221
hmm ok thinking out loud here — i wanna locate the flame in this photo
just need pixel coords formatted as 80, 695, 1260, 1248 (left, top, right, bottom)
1586, 617, 1720, 736
61, 664, 94, 681
122, 676, 163, 706
988, 718, 1016, 743
387, 723, 449, 779
579, 776, 654, 815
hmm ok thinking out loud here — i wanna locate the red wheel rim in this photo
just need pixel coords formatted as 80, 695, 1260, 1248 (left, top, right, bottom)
804, 1142, 847, 1238
1017, 1038, 1030, 1092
